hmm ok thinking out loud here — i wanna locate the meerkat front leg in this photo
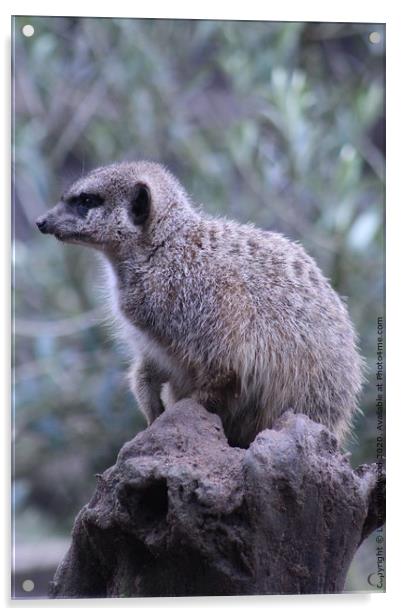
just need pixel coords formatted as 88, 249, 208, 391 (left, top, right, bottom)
128, 358, 169, 425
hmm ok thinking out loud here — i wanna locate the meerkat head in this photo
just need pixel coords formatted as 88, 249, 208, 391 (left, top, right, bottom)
36, 161, 194, 256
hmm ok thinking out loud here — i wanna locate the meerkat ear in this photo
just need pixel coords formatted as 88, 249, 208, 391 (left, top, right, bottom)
130, 183, 151, 225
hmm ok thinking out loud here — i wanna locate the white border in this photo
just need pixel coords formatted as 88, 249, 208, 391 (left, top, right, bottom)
0, 1, 393, 22
2, 1, 401, 613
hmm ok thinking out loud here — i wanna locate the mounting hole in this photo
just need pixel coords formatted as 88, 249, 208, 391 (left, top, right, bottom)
22, 579, 34, 592
22, 24, 35, 38
369, 31, 381, 45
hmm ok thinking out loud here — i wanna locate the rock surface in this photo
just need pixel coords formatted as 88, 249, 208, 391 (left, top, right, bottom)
49, 400, 384, 598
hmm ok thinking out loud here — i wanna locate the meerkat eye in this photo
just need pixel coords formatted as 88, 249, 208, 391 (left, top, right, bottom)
67, 193, 104, 218
130, 183, 151, 226
78, 193, 103, 208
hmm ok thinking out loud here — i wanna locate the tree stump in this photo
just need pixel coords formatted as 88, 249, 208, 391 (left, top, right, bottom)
49, 400, 384, 598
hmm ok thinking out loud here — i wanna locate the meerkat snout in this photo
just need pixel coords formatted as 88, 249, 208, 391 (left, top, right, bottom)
36, 216, 48, 233
38, 160, 364, 448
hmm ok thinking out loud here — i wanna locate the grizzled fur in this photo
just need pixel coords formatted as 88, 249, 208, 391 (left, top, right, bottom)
37, 161, 364, 447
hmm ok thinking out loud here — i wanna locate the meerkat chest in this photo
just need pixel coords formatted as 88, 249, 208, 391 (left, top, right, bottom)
103, 259, 178, 373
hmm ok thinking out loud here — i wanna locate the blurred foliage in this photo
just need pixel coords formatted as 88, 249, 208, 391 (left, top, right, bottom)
12, 17, 384, 590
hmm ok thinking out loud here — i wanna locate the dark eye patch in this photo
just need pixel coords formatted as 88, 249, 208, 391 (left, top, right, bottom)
66, 193, 104, 218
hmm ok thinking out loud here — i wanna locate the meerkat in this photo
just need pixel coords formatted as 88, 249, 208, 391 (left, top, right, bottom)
36, 161, 364, 447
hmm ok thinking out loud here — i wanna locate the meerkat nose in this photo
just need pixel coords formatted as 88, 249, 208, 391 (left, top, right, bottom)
36, 217, 48, 233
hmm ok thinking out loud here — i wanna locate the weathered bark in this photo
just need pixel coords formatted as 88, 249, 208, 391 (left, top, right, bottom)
49, 400, 384, 598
